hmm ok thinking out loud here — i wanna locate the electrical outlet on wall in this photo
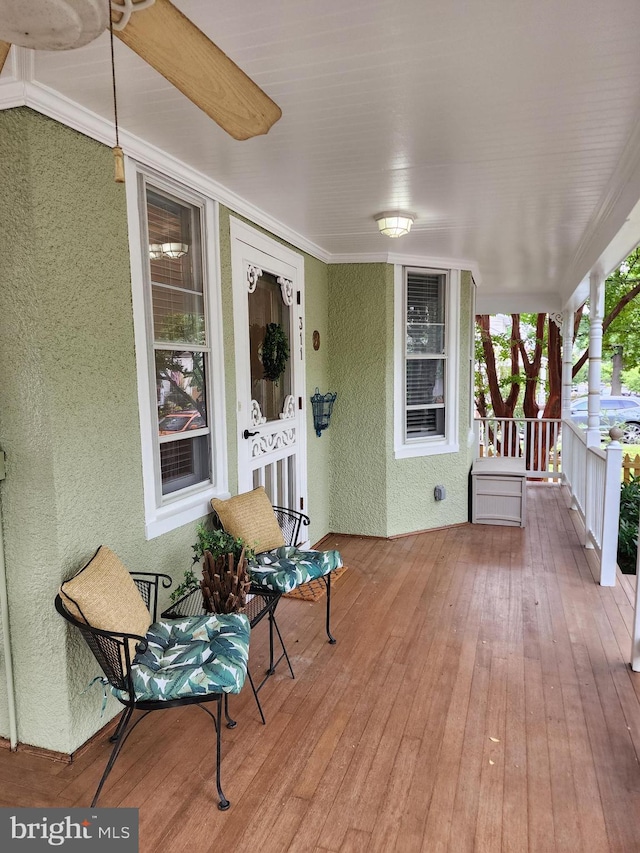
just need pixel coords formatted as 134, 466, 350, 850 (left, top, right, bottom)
434, 485, 446, 501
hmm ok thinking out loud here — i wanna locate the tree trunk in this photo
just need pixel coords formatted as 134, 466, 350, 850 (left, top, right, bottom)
612, 346, 623, 395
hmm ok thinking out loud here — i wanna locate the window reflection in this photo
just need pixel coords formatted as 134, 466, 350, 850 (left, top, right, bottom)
155, 350, 207, 435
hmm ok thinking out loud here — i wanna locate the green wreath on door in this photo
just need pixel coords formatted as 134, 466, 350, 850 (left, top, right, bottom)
262, 323, 290, 384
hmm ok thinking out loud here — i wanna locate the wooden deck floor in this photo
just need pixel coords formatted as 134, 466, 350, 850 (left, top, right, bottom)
3, 484, 640, 852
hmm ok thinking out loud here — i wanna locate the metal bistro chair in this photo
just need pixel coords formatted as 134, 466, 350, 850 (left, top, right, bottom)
211, 488, 343, 658
161, 579, 286, 726
55, 545, 250, 810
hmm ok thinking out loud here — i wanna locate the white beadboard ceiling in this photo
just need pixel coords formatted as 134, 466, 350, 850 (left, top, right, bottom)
5, 0, 640, 311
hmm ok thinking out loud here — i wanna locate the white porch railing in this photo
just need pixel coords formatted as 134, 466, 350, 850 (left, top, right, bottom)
550, 419, 622, 586
474, 417, 562, 478
561, 418, 586, 515
475, 416, 622, 587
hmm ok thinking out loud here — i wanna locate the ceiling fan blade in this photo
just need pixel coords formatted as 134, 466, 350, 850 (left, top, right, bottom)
114, 0, 281, 141
0, 41, 11, 74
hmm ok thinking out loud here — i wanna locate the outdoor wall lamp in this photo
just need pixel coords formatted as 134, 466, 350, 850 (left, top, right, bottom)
311, 388, 337, 437
375, 211, 415, 238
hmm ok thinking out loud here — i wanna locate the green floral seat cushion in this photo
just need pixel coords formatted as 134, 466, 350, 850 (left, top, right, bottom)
113, 613, 250, 703
248, 546, 343, 594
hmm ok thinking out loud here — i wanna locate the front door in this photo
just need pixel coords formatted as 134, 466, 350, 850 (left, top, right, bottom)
230, 219, 307, 516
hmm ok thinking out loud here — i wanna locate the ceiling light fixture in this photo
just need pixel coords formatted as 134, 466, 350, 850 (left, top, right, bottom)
161, 242, 189, 259
375, 211, 415, 238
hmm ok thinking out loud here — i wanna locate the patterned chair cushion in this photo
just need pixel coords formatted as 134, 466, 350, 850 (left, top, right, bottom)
247, 546, 343, 594
113, 613, 250, 703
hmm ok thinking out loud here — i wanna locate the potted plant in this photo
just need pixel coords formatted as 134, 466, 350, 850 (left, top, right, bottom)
170, 523, 255, 613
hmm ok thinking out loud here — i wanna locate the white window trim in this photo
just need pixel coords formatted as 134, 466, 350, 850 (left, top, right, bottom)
394, 265, 460, 458
125, 159, 228, 539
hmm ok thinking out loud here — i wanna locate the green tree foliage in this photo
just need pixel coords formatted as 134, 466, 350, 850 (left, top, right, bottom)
155, 312, 206, 419
476, 246, 640, 419
622, 366, 640, 394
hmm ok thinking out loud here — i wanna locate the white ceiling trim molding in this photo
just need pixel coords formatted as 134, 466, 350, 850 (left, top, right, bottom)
0, 46, 30, 107
1, 72, 491, 279
329, 251, 482, 284
476, 291, 563, 315
559, 110, 640, 307
0, 70, 332, 265
0, 80, 26, 110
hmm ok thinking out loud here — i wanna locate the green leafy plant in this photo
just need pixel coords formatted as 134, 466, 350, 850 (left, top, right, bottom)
618, 475, 640, 573
169, 568, 199, 602
191, 523, 255, 565
169, 524, 256, 603
262, 323, 289, 383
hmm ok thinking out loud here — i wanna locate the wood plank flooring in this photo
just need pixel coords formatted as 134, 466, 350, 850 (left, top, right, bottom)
3, 484, 640, 852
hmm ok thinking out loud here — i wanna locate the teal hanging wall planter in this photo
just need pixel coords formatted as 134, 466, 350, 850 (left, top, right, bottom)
310, 388, 337, 437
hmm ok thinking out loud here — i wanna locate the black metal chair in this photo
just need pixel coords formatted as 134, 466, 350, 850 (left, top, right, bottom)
162, 581, 291, 726
56, 561, 250, 811
213, 503, 340, 645
270, 505, 337, 645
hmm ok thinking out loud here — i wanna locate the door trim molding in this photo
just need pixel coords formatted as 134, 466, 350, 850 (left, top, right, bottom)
229, 218, 308, 509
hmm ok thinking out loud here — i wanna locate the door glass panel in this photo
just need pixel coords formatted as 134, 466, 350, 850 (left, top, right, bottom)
249, 272, 292, 422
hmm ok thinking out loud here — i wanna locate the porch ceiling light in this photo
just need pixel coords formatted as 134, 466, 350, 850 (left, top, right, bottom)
375, 211, 415, 238
161, 242, 189, 259
149, 243, 164, 260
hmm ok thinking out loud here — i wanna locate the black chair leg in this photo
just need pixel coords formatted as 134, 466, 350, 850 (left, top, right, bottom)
223, 693, 237, 729
109, 709, 129, 743
267, 610, 276, 674
325, 572, 337, 644
246, 669, 266, 725
270, 612, 295, 679
215, 697, 230, 811
92, 705, 134, 807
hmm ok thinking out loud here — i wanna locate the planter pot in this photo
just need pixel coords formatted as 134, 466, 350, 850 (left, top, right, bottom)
201, 548, 251, 613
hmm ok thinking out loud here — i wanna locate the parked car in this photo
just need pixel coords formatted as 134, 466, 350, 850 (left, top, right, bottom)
570, 396, 640, 442
158, 410, 206, 435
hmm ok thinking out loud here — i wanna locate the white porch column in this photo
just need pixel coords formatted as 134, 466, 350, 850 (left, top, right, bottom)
561, 311, 574, 421
561, 311, 577, 503
584, 271, 604, 548
586, 270, 604, 447
632, 537, 640, 670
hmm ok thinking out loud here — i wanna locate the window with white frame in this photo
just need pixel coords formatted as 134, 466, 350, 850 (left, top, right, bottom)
128, 168, 226, 538
146, 186, 212, 496
395, 266, 460, 457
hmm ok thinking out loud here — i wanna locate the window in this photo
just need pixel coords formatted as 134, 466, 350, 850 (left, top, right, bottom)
127, 167, 227, 538
394, 266, 460, 457
146, 188, 211, 496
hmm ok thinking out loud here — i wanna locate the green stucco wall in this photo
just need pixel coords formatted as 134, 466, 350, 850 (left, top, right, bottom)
0, 108, 473, 756
0, 111, 333, 754
0, 110, 210, 753
328, 265, 391, 535
328, 264, 474, 537
386, 270, 475, 535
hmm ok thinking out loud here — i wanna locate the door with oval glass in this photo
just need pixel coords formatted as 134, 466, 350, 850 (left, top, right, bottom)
230, 219, 308, 519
